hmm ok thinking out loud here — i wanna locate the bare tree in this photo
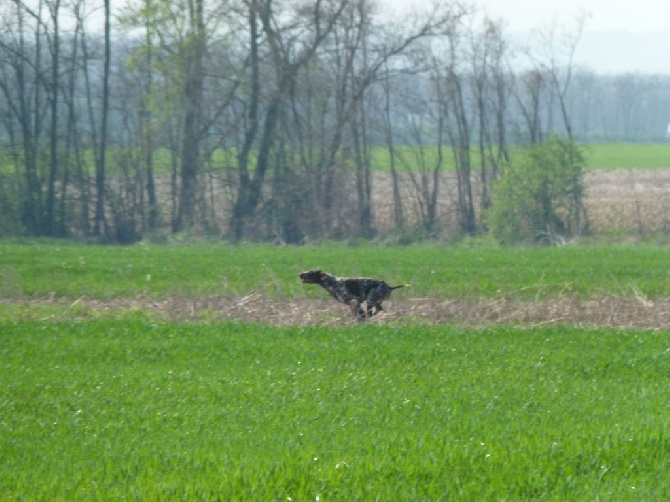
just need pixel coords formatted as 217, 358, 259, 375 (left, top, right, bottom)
140, 0, 158, 231
381, 60, 404, 230
78, 0, 112, 240
94, 0, 112, 240
443, 29, 476, 234
173, 0, 206, 231
230, 0, 349, 239
532, 14, 586, 140
401, 86, 445, 234
0, 0, 46, 234
61, 0, 86, 237
311, 0, 467, 238
43, 0, 61, 236
514, 68, 547, 144
469, 18, 510, 213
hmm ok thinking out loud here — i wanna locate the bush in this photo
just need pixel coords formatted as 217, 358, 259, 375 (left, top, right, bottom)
485, 135, 585, 245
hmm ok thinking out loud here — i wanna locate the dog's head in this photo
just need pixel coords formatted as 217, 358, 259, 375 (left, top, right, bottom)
299, 269, 328, 285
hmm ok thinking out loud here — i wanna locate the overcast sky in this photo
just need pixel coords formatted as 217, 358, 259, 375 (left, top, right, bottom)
386, 0, 670, 74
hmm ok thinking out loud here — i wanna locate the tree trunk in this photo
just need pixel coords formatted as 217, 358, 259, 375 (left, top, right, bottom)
231, 1, 261, 239
45, 0, 61, 236
174, 0, 205, 232
94, 0, 111, 240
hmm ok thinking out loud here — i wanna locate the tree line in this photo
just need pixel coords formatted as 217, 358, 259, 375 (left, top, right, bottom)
0, 0, 668, 244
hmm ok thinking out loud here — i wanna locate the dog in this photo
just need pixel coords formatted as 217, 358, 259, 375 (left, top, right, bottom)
299, 269, 405, 319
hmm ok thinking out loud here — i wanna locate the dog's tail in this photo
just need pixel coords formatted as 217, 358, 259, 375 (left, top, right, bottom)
390, 284, 407, 291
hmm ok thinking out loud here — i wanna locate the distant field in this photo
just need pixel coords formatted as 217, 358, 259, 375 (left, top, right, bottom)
371, 142, 670, 172
1, 319, 668, 499
1, 143, 668, 176
585, 143, 670, 169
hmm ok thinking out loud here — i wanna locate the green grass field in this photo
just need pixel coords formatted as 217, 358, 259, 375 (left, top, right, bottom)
370, 143, 670, 172
2, 319, 668, 499
2, 143, 669, 176
584, 143, 670, 169
1, 241, 670, 499
2, 240, 670, 301
230, 143, 670, 172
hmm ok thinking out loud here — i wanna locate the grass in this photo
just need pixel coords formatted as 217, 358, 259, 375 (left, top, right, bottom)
2, 241, 669, 498
2, 240, 670, 301
584, 143, 670, 169
1, 319, 668, 499
2, 143, 669, 178
369, 143, 670, 172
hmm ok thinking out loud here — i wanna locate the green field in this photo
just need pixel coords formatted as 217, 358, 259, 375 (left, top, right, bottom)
369, 143, 670, 172
1, 241, 670, 499
2, 319, 668, 499
584, 143, 670, 169
230, 143, 670, 172
3, 143, 669, 177
2, 240, 670, 301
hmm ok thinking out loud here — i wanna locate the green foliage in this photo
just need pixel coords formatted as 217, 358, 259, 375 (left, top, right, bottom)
3, 241, 670, 301
1, 319, 668, 499
486, 136, 585, 244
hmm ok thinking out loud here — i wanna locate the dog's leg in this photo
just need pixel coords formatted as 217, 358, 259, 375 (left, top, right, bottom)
366, 304, 382, 317
349, 301, 366, 320
366, 287, 387, 317
357, 303, 367, 320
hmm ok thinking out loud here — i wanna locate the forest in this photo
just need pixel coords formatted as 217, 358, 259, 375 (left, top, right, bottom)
1, 0, 669, 244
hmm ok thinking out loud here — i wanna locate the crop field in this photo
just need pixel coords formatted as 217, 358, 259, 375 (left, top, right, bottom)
3, 142, 668, 176
1, 242, 670, 499
370, 142, 670, 172
583, 143, 670, 170
206, 143, 670, 172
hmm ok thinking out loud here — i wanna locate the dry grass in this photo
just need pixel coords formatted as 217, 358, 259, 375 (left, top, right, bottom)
8, 293, 670, 330
371, 169, 670, 235
147, 168, 670, 238
583, 169, 670, 234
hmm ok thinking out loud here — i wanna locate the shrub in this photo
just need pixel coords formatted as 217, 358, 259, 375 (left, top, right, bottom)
485, 135, 585, 244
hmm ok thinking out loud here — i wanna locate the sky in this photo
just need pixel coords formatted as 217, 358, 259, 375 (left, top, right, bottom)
386, 0, 670, 74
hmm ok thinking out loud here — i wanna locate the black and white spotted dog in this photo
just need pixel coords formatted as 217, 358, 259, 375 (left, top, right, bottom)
299, 269, 405, 319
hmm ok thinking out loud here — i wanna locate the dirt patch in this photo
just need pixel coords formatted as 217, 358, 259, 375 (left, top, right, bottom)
8, 294, 670, 330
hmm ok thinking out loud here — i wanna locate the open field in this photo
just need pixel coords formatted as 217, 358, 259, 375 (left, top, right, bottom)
3, 142, 669, 176
1, 241, 670, 328
2, 242, 670, 499
3, 241, 670, 299
583, 143, 670, 170
2, 241, 670, 328
370, 142, 670, 172
2, 319, 669, 499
